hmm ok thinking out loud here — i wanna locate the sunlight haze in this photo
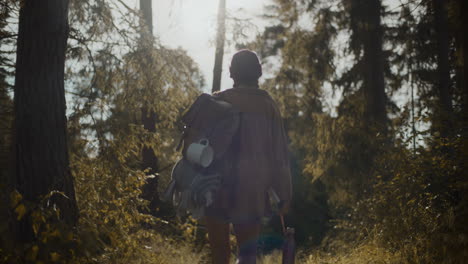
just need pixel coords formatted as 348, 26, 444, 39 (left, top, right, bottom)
151, 0, 271, 92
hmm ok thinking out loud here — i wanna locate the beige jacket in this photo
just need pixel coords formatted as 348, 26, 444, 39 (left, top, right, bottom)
211, 86, 292, 223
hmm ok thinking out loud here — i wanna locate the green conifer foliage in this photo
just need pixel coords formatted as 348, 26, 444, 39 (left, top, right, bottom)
248, 1, 468, 259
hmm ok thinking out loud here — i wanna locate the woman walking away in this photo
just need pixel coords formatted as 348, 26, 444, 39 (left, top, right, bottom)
206, 49, 292, 264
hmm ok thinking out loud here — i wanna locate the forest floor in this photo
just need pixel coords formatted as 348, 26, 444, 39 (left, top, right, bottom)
145, 237, 403, 264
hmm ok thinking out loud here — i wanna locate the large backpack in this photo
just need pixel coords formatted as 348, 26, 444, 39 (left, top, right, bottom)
162, 93, 240, 218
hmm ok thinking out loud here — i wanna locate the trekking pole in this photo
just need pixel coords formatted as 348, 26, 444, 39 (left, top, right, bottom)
281, 214, 295, 264
280, 214, 286, 234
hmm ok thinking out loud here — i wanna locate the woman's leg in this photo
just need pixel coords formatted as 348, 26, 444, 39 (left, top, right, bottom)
205, 216, 231, 264
233, 221, 261, 264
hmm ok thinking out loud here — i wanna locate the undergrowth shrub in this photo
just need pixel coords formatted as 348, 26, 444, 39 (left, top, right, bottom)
0, 127, 206, 263
348, 136, 468, 264
70, 136, 206, 263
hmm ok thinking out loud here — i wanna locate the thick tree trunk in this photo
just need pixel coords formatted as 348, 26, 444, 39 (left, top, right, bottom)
361, 0, 387, 129
139, 0, 159, 212
13, 0, 78, 241
433, 0, 453, 138
460, 0, 468, 132
212, 0, 226, 93
457, 0, 468, 184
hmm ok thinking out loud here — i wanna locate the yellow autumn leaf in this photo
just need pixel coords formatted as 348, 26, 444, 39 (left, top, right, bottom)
32, 221, 40, 235
49, 229, 61, 237
10, 190, 22, 208
15, 204, 27, 220
50, 252, 60, 262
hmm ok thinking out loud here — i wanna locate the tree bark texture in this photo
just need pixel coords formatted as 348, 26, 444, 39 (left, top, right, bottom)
460, 0, 468, 117
212, 0, 226, 93
461, 0, 468, 224
463, 0, 468, 128
359, 0, 387, 129
139, 0, 159, 212
139, 0, 156, 170
433, 0, 453, 137
458, 0, 468, 187
13, 0, 78, 240
0, 85, 13, 185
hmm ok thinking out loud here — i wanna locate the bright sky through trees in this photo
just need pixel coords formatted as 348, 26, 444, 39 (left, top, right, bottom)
150, 0, 271, 92
148, 0, 404, 107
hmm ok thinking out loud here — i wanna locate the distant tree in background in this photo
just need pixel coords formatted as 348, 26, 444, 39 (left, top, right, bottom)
432, 0, 453, 138
13, 0, 78, 243
212, 0, 226, 93
345, 0, 388, 128
138, 0, 160, 215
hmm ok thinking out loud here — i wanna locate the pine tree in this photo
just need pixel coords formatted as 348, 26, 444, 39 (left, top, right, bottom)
433, 0, 453, 137
346, 0, 388, 129
13, 0, 78, 241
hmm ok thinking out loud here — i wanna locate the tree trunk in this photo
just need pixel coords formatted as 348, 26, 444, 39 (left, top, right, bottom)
140, 0, 153, 35
460, 0, 468, 132
347, 0, 388, 199
139, 0, 159, 212
141, 106, 159, 212
212, 0, 226, 93
433, 0, 453, 138
0, 81, 13, 185
361, 0, 387, 130
13, 0, 78, 241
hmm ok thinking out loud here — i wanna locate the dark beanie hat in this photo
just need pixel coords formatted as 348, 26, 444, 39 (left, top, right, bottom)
229, 49, 262, 83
